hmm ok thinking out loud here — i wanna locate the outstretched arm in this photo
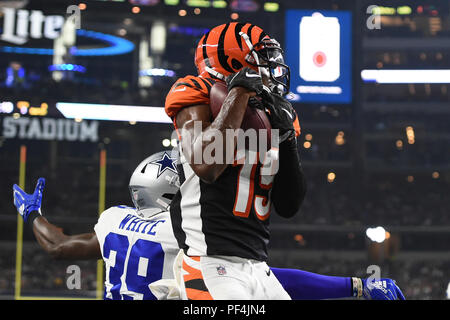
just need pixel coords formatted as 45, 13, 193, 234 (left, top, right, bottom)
13, 178, 101, 260
32, 216, 101, 260
271, 267, 405, 300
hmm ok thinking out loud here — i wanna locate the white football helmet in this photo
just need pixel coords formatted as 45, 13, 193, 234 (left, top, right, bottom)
129, 151, 179, 215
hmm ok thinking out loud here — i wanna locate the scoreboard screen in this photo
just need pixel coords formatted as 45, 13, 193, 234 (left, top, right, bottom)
285, 10, 352, 104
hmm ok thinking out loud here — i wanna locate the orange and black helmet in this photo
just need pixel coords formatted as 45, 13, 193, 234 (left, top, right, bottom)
195, 22, 290, 95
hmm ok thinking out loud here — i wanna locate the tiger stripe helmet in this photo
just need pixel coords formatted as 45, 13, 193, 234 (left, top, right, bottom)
195, 22, 269, 79
195, 22, 290, 95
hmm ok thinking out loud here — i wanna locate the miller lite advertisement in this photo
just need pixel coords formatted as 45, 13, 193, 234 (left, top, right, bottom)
285, 10, 352, 104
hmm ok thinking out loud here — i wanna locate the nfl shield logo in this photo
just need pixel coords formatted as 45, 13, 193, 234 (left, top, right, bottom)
216, 265, 227, 276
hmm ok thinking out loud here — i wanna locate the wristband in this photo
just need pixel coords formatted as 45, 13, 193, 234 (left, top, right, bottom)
351, 277, 363, 298
27, 210, 41, 227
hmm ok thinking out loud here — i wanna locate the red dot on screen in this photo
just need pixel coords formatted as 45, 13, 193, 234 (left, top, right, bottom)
313, 51, 327, 67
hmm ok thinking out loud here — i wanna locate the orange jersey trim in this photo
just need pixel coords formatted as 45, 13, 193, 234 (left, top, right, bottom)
165, 75, 215, 120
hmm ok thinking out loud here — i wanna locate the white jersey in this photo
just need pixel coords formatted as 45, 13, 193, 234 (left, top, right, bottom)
94, 205, 180, 300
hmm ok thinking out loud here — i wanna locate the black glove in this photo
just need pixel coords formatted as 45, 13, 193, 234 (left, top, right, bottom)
261, 92, 296, 143
226, 67, 263, 95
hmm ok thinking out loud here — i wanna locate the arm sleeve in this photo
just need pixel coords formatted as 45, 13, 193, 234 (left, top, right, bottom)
271, 136, 307, 218
271, 267, 352, 300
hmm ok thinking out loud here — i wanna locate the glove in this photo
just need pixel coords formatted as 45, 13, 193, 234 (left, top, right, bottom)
261, 92, 296, 143
13, 178, 45, 223
226, 67, 263, 95
362, 278, 406, 300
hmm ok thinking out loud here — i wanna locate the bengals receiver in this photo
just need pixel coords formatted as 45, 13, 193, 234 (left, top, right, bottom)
164, 22, 307, 300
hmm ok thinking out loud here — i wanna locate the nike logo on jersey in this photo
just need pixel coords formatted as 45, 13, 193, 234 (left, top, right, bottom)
172, 87, 186, 92
266, 269, 271, 276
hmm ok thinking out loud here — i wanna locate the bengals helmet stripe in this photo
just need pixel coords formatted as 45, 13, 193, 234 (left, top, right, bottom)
234, 22, 245, 50
201, 31, 212, 68
217, 23, 235, 73
195, 22, 269, 80
245, 24, 255, 42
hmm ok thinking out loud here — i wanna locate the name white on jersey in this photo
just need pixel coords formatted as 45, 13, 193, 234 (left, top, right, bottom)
94, 206, 179, 300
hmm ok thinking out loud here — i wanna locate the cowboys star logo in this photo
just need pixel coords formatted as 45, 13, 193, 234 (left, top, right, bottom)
142, 152, 177, 177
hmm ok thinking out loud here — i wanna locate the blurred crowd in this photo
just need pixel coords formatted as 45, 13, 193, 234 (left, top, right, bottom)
270, 253, 450, 300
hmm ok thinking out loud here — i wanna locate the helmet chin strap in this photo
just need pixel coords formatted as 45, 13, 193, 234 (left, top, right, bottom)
204, 65, 225, 80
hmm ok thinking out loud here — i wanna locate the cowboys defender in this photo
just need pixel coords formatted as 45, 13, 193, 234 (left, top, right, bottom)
13, 151, 405, 300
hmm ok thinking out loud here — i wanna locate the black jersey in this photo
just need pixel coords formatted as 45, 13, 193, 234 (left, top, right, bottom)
165, 75, 276, 261
170, 151, 274, 261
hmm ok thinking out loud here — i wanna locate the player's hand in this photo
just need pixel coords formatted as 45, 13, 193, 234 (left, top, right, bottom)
226, 67, 263, 95
262, 92, 296, 143
13, 178, 45, 223
362, 278, 406, 300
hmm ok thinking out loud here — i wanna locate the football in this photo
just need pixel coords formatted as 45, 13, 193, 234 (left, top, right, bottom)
209, 81, 272, 148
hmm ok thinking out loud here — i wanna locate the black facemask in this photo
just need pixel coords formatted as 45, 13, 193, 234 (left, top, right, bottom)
247, 38, 291, 96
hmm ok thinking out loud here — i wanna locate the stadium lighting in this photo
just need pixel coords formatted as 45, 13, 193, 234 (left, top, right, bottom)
212, 0, 227, 8
48, 64, 86, 73
397, 6, 412, 15
366, 226, 387, 243
406, 126, 415, 144
0, 102, 14, 114
327, 172, 336, 183
264, 2, 279, 12
361, 69, 450, 84
162, 139, 171, 147
139, 68, 176, 77
56, 103, 172, 123
0, 29, 135, 56
186, 0, 211, 8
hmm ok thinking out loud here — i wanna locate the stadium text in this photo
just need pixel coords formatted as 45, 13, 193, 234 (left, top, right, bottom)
2, 116, 99, 142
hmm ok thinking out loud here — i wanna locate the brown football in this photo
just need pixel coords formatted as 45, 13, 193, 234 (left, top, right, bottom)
209, 81, 272, 148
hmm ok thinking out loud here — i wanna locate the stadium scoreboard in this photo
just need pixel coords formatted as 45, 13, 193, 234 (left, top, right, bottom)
285, 10, 353, 104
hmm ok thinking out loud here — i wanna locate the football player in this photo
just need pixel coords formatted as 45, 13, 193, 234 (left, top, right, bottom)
12, 151, 181, 300
165, 22, 307, 300
13, 152, 404, 300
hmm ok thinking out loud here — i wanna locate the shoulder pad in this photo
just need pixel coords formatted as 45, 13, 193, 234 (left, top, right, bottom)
165, 75, 216, 119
